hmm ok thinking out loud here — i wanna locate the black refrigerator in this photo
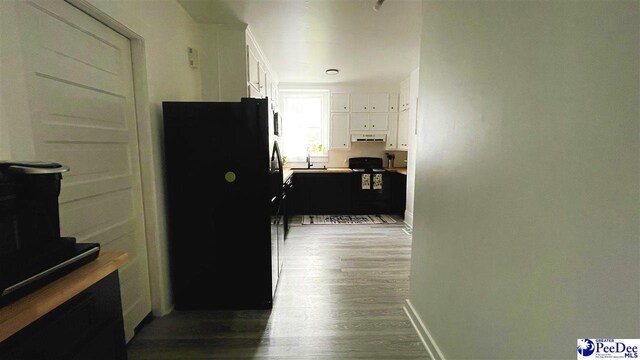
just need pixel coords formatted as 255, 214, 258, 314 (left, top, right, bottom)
162, 98, 284, 310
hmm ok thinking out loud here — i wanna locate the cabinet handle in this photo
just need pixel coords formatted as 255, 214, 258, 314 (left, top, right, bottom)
364, 107, 367, 109
344, 106, 347, 109
372, 125, 375, 127
373, 107, 375, 109
343, 143, 346, 146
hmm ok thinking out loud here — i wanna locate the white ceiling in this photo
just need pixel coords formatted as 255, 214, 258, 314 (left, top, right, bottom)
177, 0, 422, 85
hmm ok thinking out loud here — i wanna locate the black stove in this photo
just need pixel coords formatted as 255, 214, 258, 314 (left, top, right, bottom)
348, 157, 385, 173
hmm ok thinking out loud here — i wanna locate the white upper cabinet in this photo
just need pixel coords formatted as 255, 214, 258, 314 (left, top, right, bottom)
369, 114, 388, 131
397, 110, 410, 150
330, 114, 350, 149
341, 93, 393, 112
388, 93, 399, 112
258, 63, 265, 94
351, 93, 369, 112
386, 113, 399, 150
350, 113, 369, 131
349, 114, 387, 132
249, 84, 262, 99
399, 78, 410, 111
247, 47, 260, 91
369, 93, 388, 113
265, 74, 272, 100
272, 83, 278, 109
201, 27, 278, 101
331, 93, 350, 112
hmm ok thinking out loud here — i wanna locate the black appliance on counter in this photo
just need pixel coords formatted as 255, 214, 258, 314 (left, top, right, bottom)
0, 161, 100, 306
349, 157, 391, 214
162, 98, 284, 310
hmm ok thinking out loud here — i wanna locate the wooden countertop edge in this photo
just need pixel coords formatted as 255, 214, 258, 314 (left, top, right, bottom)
385, 168, 408, 175
283, 167, 407, 182
0, 251, 128, 343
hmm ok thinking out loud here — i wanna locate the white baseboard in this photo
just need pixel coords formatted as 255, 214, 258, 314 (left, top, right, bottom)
404, 210, 413, 227
403, 299, 445, 360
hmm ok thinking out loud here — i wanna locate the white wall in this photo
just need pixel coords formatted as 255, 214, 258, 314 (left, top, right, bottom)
405, 68, 419, 226
410, 1, 639, 359
64, 0, 203, 316
279, 83, 406, 168
0, 0, 37, 160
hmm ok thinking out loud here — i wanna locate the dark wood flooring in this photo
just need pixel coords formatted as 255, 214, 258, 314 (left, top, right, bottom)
127, 216, 428, 359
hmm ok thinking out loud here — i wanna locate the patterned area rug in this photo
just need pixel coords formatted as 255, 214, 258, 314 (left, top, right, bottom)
302, 215, 397, 225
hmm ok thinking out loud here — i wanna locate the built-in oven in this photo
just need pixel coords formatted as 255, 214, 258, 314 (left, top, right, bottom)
349, 157, 391, 214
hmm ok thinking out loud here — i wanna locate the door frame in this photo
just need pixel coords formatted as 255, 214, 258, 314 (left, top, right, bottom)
65, 0, 172, 316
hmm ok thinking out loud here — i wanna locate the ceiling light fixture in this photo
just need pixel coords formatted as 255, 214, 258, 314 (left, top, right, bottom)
373, 0, 385, 11
325, 69, 339, 75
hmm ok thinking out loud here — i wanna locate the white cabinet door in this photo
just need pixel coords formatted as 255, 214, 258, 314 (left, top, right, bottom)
399, 79, 410, 112
389, 93, 399, 112
386, 113, 398, 150
369, 93, 388, 113
331, 93, 350, 112
272, 83, 279, 109
247, 47, 260, 88
249, 84, 262, 99
351, 93, 369, 112
330, 114, 350, 149
369, 113, 388, 131
397, 110, 410, 150
258, 63, 266, 94
350, 113, 369, 131
265, 74, 272, 101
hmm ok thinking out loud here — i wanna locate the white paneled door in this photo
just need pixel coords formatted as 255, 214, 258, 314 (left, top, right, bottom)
16, 0, 151, 341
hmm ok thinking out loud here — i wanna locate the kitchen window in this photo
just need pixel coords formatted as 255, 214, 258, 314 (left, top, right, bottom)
279, 90, 330, 162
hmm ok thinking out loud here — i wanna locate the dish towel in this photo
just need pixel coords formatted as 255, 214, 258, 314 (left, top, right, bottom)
361, 174, 371, 189
373, 174, 383, 189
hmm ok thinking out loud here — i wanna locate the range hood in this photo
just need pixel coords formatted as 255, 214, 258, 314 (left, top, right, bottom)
351, 134, 387, 143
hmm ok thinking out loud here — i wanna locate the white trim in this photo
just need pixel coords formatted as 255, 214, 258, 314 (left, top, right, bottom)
65, 0, 172, 317
404, 299, 446, 360
404, 210, 414, 227
280, 89, 331, 159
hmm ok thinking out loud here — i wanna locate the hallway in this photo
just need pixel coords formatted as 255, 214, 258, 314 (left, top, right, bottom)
127, 218, 428, 359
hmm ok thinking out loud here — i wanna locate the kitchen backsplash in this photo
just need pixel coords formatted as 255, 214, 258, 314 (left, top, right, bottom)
286, 142, 408, 169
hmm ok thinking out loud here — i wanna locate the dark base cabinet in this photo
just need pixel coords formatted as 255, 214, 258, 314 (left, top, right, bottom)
290, 173, 352, 214
0, 272, 127, 360
391, 172, 407, 216
288, 171, 407, 216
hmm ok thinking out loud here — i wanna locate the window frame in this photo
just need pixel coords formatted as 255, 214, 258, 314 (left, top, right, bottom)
279, 89, 330, 163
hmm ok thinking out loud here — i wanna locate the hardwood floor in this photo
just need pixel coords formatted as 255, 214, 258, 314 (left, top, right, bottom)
127, 216, 428, 359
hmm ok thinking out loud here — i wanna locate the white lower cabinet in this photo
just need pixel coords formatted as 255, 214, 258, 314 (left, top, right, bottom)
330, 113, 350, 149
397, 110, 410, 150
386, 113, 398, 150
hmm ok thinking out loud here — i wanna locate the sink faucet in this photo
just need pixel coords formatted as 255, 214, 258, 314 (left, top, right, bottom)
306, 147, 313, 169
